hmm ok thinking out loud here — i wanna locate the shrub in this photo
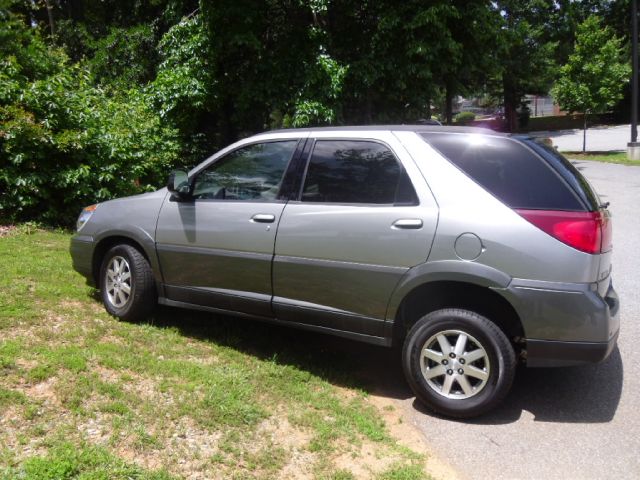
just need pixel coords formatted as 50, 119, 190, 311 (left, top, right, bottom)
454, 111, 476, 124
0, 9, 179, 226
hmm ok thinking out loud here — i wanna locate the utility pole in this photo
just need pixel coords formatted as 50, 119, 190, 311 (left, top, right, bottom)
630, 0, 639, 160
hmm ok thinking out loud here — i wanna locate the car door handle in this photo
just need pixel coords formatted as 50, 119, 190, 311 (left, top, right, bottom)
251, 214, 276, 223
392, 219, 423, 229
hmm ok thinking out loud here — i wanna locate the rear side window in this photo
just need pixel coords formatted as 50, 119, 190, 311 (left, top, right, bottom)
301, 140, 417, 204
421, 133, 584, 211
523, 138, 600, 211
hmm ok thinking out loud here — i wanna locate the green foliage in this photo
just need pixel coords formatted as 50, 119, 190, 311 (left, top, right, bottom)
0, 0, 631, 225
0, 6, 179, 225
151, 16, 211, 120
493, 0, 559, 130
454, 111, 476, 124
149, 15, 214, 163
290, 53, 348, 127
88, 25, 159, 86
552, 15, 630, 116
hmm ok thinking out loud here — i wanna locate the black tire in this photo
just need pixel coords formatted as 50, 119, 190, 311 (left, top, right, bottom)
402, 308, 516, 418
99, 244, 157, 322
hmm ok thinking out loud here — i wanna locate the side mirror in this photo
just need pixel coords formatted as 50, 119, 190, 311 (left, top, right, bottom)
166, 170, 191, 199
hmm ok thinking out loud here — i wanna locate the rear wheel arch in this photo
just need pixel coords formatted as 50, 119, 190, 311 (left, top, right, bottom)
391, 280, 524, 349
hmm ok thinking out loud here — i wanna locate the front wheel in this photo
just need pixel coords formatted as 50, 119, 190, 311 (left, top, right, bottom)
402, 309, 516, 418
100, 244, 157, 322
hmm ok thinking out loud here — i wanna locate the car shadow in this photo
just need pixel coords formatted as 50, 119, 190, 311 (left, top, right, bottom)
146, 306, 408, 394
411, 346, 623, 425
141, 306, 623, 425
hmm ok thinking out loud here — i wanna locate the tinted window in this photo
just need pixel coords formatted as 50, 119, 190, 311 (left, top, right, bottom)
193, 141, 297, 201
301, 140, 409, 204
523, 138, 600, 211
421, 133, 584, 211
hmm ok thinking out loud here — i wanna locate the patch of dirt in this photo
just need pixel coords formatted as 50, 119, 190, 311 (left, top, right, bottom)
24, 377, 59, 407
116, 417, 223, 480
333, 439, 393, 479
0, 405, 49, 461
367, 394, 462, 480
255, 415, 315, 480
0, 225, 17, 237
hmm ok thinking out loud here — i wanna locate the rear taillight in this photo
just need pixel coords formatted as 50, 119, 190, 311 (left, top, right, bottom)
516, 209, 611, 254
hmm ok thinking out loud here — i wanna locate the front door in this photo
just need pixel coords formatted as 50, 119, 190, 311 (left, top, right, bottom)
155, 139, 300, 317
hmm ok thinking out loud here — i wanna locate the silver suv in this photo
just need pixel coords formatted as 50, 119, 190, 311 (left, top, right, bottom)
70, 126, 619, 418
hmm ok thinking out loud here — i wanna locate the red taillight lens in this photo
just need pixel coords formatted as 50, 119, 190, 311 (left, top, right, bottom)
516, 209, 610, 254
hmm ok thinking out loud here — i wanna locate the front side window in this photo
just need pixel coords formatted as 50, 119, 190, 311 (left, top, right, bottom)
192, 141, 297, 201
301, 140, 409, 204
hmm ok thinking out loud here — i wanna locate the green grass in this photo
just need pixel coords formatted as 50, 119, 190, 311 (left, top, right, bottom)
561, 151, 635, 164
0, 228, 430, 479
1, 442, 175, 480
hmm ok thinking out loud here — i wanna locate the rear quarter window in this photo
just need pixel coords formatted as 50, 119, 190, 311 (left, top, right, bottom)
420, 133, 585, 211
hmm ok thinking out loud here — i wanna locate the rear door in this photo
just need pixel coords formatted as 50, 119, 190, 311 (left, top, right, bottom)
155, 138, 302, 317
272, 131, 438, 337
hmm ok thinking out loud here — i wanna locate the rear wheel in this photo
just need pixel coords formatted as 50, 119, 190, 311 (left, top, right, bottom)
100, 244, 156, 321
402, 308, 516, 418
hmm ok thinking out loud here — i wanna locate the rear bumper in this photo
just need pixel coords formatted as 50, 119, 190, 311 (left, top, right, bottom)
526, 329, 619, 367
498, 278, 620, 367
70, 234, 96, 286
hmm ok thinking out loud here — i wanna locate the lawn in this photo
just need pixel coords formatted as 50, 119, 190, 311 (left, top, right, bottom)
561, 151, 633, 164
0, 227, 430, 480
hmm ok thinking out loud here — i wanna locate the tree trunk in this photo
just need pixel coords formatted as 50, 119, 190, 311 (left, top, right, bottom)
583, 112, 587, 153
365, 89, 373, 124
445, 82, 453, 125
502, 75, 518, 133
44, 0, 55, 39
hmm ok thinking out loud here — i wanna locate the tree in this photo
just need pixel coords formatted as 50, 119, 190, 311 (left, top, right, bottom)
493, 0, 558, 132
552, 15, 630, 151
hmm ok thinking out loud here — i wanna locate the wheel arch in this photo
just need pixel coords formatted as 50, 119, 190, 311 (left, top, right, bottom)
389, 279, 524, 351
92, 234, 161, 294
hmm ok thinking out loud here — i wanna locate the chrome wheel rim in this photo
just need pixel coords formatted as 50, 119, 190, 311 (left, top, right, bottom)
420, 329, 490, 400
105, 256, 132, 308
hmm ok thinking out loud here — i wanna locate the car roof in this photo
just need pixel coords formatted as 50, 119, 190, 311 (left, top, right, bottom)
267, 125, 509, 137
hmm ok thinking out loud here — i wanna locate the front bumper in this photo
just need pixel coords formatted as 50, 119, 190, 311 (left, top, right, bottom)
70, 234, 96, 286
498, 278, 620, 367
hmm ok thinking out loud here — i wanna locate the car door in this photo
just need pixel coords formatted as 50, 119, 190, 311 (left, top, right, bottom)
155, 138, 302, 317
272, 132, 439, 338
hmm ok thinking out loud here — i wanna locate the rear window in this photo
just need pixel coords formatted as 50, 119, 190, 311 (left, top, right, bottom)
420, 133, 585, 211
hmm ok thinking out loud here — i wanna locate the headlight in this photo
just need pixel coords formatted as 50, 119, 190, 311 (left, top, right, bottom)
76, 204, 97, 231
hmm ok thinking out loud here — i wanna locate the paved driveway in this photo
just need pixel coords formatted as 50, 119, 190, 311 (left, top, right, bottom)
399, 160, 639, 479
530, 124, 631, 152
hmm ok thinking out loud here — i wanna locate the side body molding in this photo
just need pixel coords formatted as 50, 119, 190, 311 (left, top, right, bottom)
384, 260, 513, 322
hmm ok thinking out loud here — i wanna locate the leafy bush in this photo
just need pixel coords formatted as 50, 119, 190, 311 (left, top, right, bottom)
148, 15, 215, 165
88, 25, 159, 86
454, 111, 476, 124
0, 7, 179, 226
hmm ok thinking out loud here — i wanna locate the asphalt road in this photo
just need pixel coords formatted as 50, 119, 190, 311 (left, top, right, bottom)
398, 160, 640, 480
